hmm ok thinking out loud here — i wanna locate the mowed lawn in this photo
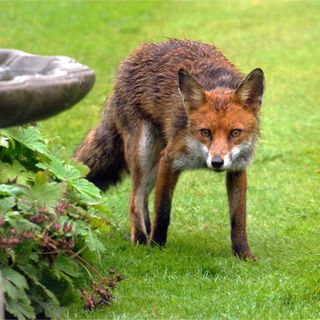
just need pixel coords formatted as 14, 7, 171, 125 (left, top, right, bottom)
1, 1, 320, 319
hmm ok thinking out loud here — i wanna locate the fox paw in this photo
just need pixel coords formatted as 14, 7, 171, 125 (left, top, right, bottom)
234, 250, 258, 261
131, 230, 148, 245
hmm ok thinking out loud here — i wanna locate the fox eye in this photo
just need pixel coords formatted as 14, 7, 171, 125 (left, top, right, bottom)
200, 129, 211, 138
230, 129, 242, 138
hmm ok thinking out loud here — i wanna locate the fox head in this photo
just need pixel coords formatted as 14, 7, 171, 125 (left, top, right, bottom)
178, 68, 265, 172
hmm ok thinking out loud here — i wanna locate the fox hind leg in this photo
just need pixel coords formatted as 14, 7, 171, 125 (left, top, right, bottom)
141, 163, 158, 235
126, 123, 161, 244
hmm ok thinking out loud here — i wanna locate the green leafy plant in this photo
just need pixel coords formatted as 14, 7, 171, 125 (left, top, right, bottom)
0, 126, 121, 319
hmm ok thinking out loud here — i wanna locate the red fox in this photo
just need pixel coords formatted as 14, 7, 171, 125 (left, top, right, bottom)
75, 40, 265, 260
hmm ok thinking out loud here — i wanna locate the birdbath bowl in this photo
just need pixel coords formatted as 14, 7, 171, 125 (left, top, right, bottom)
0, 49, 96, 128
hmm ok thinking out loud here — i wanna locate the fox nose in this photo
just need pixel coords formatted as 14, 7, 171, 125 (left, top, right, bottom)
211, 156, 224, 169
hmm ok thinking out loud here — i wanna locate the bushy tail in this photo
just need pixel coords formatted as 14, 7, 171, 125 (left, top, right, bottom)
75, 119, 126, 190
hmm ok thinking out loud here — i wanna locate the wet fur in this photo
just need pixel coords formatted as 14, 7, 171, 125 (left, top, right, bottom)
75, 39, 264, 259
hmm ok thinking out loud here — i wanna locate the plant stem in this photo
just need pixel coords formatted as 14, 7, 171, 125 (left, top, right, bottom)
66, 248, 104, 279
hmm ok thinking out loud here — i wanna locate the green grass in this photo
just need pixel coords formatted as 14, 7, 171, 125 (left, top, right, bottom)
1, 1, 320, 319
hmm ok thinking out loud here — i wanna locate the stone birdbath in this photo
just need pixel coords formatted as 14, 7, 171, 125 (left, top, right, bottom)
0, 49, 96, 128
0, 50, 95, 319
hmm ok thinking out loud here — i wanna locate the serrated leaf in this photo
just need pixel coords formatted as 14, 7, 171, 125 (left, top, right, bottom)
71, 178, 103, 202
2, 266, 28, 289
0, 196, 15, 211
14, 241, 37, 265
22, 171, 64, 209
3, 280, 19, 300
55, 255, 80, 278
28, 286, 61, 319
4, 211, 37, 233
39, 265, 79, 306
18, 264, 60, 307
37, 157, 82, 181
72, 219, 90, 236
0, 183, 25, 196
5, 292, 35, 320
37, 158, 102, 203
2, 267, 35, 320
86, 230, 106, 260
1, 126, 51, 159
68, 159, 90, 177
0, 160, 32, 184
0, 162, 16, 182
16, 171, 35, 186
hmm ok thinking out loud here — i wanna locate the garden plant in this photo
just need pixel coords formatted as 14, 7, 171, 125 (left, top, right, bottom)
0, 126, 122, 319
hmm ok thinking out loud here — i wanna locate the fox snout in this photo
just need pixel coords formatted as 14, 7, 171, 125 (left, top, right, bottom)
205, 153, 224, 171
204, 140, 254, 172
211, 155, 224, 170
206, 153, 227, 172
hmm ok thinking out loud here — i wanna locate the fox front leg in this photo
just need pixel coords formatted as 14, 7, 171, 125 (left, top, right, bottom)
226, 170, 257, 260
150, 155, 179, 246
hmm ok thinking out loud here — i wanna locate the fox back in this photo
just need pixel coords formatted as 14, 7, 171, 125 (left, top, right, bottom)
75, 40, 265, 259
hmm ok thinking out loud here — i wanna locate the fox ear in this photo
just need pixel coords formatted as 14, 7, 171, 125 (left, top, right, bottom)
178, 69, 206, 112
236, 68, 265, 110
